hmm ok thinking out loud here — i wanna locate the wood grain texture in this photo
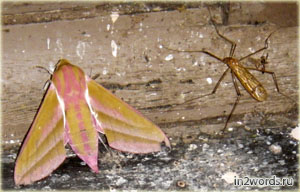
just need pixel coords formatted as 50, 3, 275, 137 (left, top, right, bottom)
2, 3, 298, 149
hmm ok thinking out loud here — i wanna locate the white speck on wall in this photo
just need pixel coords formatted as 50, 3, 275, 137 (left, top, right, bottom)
200, 56, 206, 66
148, 92, 157, 97
237, 121, 242, 125
47, 38, 50, 49
76, 41, 86, 60
206, 77, 212, 84
193, 60, 198, 66
199, 33, 203, 38
111, 40, 118, 57
102, 68, 108, 75
290, 126, 300, 141
248, 47, 255, 53
222, 172, 238, 184
176, 67, 186, 72
116, 72, 126, 77
110, 12, 119, 23
107, 24, 110, 31
159, 45, 163, 49
22, 50, 25, 53
165, 54, 174, 61
56, 39, 63, 53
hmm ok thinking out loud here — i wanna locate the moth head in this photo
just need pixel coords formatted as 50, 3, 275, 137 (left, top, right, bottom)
55, 59, 71, 71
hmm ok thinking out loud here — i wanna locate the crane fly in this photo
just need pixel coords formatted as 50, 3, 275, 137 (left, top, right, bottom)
164, 19, 294, 132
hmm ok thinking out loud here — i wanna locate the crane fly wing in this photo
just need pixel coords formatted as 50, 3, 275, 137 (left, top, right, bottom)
87, 78, 170, 153
233, 65, 267, 101
14, 84, 66, 185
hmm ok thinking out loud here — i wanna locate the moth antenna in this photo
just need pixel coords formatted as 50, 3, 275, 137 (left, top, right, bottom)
34, 65, 52, 75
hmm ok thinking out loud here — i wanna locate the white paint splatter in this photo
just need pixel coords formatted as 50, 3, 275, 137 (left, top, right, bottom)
256, 36, 261, 41
248, 47, 255, 53
102, 68, 108, 75
176, 67, 186, 72
76, 41, 86, 60
56, 39, 63, 53
206, 77, 212, 84
110, 12, 119, 23
107, 24, 111, 31
165, 54, 174, 61
111, 40, 118, 57
193, 60, 198, 66
148, 92, 157, 96
47, 38, 50, 49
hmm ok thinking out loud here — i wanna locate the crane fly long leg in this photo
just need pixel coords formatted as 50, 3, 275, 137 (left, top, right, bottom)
182, 67, 230, 104
239, 30, 276, 62
246, 67, 296, 103
210, 20, 236, 57
207, 7, 236, 57
166, 67, 230, 109
163, 46, 223, 62
223, 72, 242, 131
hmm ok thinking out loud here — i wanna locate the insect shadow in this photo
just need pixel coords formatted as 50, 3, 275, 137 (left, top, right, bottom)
164, 17, 295, 132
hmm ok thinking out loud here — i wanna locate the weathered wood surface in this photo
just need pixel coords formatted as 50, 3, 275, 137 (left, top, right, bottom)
2, 2, 298, 149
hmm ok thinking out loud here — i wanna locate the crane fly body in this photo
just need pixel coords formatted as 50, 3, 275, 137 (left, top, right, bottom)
223, 57, 267, 102
164, 13, 294, 132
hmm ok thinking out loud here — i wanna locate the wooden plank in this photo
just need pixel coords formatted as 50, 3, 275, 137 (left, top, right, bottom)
2, 3, 298, 148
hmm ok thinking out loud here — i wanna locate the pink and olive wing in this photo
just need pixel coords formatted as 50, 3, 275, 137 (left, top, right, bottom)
14, 84, 66, 185
87, 78, 170, 153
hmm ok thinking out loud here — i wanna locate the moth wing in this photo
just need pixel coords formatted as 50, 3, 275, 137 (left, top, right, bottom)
14, 84, 66, 185
87, 78, 170, 153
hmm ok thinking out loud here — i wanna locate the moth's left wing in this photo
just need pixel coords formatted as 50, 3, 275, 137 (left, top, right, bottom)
14, 84, 66, 185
